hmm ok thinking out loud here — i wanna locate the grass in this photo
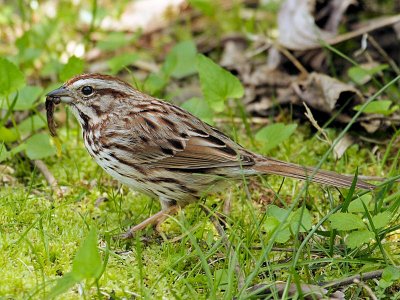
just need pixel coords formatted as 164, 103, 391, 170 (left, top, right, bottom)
1, 1, 400, 299
1, 116, 399, 298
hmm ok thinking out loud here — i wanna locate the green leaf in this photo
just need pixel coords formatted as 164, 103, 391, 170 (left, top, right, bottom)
144, 73, 167, 95
263, 216, 280, 232
10, 142, 26, 156
0, 57, 25, 97
371, 211, 392, 228
107, 53, 139, 74
348, 67, 370, 85
17, 114, 47, 137
354, 100, 398, 115
266, 205, 289, 222
5, 85, 43, 110
163, 40, 197, 79
0, 127, 19, 142
348, 64, 388, 85
60, 56, 84, 82
263, 216, 291, 244
379, 266, 400, 289
188, 0, 217, 16
0, 144, 10, 162
40, 59, 63, 77
181, 97, 214, 124
196, 54, 244, 112
348, 194, 374, 212
97, 32, 136, 51
71, 228, 102, 281
25, 133, 56, 160
255, 123, 297, 152
47, 272, 78, 300
329, 212, 366, 231
346, 230, 374, 248
289, 208, 312, 233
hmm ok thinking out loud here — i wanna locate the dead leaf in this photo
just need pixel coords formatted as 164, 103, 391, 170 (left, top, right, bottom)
321, 0, 357, 33
266, 46, 282, 70
100, 0, 186, 32
220, 35, 248, 70
360, 119, 382, 133
243, 65, 296, 87
0, 164, 16, 185
333, 133, 355, 160
292, 72, 363, 113
278, 0, 347, 50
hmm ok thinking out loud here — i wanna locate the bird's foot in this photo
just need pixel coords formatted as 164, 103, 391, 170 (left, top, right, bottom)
120, 205, 180, 239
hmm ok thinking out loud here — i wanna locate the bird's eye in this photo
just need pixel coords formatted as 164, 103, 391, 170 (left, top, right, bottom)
81, 86, 94, 96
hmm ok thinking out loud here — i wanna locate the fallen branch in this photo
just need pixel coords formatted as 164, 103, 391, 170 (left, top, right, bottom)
33, 159, 58, 190
321, 269, 384, 289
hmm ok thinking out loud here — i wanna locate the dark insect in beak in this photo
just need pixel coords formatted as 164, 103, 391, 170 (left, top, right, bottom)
46, 96, 61, 137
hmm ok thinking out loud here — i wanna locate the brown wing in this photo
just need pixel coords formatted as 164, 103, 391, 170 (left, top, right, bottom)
100, 107, 254, 170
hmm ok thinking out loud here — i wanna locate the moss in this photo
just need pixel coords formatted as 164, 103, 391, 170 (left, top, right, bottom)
0, 121, 398, 299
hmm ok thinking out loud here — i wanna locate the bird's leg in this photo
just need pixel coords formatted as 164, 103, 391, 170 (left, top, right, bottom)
154, 209, 177, 233
121, 205, 179, 239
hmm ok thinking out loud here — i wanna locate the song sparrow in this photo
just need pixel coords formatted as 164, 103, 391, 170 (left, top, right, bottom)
46, 73, 374, 237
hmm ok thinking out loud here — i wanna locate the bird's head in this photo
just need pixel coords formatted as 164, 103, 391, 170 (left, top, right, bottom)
46, 73, 141, 135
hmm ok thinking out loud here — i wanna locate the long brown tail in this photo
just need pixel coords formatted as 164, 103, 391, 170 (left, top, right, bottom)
253, 157, 375, 190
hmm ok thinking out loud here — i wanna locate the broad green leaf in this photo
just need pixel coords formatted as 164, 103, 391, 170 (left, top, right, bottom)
17, 48, 41, 65
188, 0, 217, 16
163, 40, 197, 79
371, 211, 392, 228
348, 67, 371, 85
263, 216, 280, 233
181, 97, 214, 125
108, 53, 139, 74
348, 194, 374, 212
17, 114, 47, 137
10, 142, 26, 155
47, 272, 78, 300
25, 133, 56, 160
329, 212, 366, 231
289, 208, 312, 233
382, 266, 400, 281
346, 230, 374, 248
348, 64, 388, 85
266, 205, 289, 222
60, 56, 84, 82
276, 228, 291, 243
354, 100, 398, 115
0, 127, 19, 142
4, 85, 43, 110
71, 228, 102, 280
0, 57, 25, 96
255, 123, 297, 152
196, 54, 244, 112
162, 49, 178, 78
263, 216, 291, 243
0, 144, 10, 162
144, 73, 167, 95
379, 266, 400, 289
40, 59, 63, 77
97, 32, 135, 51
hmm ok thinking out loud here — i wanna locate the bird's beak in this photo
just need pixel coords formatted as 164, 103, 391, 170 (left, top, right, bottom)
46, 86, 73, 104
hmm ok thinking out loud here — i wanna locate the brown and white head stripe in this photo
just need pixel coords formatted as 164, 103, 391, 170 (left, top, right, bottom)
46, 74, 151, 132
